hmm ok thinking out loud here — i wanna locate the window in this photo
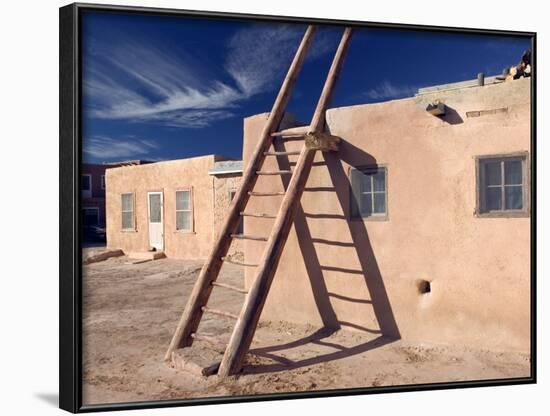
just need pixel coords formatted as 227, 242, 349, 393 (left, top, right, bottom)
176, 190, 192, 231
350, 166, 388, 219
101, 175, 105, 190
230, 189, 244, 234
82, 207, 99, 227
478, 155, 528, 216
81, 174, 92, 198
121, 193, 135, 230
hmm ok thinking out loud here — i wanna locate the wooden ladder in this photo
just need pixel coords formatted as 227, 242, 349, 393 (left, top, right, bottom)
165, 25, 353, 377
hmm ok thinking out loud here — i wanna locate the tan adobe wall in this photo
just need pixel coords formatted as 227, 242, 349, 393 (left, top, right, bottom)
106, 155, 219, 259
242, 78, 531, 352
213, 173, 244, 259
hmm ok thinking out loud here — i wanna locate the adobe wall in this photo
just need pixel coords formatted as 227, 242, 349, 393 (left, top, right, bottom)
242, 78, 531, 352
213, 174, 244, 259
106, 155, 220, 259
81, 164, 107, 200
81, 164, 108, 227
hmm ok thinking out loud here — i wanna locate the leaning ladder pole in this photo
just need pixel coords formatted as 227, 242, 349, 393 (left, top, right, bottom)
218, 27, 354, 376
164, 25, 317, 362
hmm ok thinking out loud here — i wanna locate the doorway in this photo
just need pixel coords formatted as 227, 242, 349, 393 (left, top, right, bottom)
147, 192, 164, 251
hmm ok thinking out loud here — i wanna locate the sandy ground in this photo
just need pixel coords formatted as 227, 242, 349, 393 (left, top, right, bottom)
82, 250, 530, 405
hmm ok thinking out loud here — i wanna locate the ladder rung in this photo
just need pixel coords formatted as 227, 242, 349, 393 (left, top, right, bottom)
248, 191, 285, 196
256, 170, 292, 175
201, 306, 239, 320
271, 131, 306, 138
264, 150, 302, 156
230, 233, 268, 241
212, 280, 249, 293
191, 332, 226, 350
240, 212, 276, 219
271, 125, 309, 138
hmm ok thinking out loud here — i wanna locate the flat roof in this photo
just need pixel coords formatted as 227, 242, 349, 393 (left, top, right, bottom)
208, 160, 243, 175
416, 75, 504, 96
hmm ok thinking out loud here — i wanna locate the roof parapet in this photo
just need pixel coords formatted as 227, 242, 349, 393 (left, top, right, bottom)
416, 75, 503, 96
208, 160, 243, 176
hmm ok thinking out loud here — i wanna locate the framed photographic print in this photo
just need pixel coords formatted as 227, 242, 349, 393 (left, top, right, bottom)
59, 2, 536, 412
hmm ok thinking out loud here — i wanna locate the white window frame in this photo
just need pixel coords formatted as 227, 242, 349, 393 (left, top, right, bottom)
121, 193, 135, 231
175, 188, 193, 232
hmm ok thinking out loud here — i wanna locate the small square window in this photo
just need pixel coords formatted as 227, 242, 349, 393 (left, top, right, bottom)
477, 155, 529, 216
350, 166, 388, 219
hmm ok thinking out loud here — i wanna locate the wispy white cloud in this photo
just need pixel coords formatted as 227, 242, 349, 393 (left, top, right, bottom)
225, 25, 340, 97
364, 80, 419, 101
225, 24, 304, 96
83, 135, 158, 159
83, 38, 242, 128
144, 109, 235, 128
84, 24, 334, 128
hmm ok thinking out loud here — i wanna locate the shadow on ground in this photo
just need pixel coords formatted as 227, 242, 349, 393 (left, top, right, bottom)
238, 136, 401, 375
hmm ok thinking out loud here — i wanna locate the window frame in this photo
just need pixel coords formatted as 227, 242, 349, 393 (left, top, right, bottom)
175, 187, 194, 233
121, 192, 136, 231
349, 165, 389, 221
81, 174, 92, 198
475, 152, 530, 218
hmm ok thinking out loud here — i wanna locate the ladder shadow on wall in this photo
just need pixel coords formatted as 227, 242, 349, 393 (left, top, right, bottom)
246, 138, 400, 375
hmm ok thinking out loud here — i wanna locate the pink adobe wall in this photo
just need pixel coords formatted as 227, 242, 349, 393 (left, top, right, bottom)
242, 78, 531, 352
106, 155, 221, 259
213, 173, 244, 259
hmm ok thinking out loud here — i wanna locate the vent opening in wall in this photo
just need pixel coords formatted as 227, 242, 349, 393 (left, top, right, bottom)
418, 280, 431, 294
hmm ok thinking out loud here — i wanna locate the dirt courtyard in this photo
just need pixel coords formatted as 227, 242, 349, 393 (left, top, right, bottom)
82, 250, 530, 405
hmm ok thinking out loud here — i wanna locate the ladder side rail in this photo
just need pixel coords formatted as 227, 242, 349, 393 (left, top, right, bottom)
218, 27, 354, 376
309, 27, 353, 133
218, 146, 316, 376
164, 25, 318, 361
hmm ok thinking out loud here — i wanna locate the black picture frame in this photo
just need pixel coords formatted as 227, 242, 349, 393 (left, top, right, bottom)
59, 3, 536, 413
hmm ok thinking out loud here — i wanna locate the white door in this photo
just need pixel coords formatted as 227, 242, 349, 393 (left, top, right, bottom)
147, 192, 164, 251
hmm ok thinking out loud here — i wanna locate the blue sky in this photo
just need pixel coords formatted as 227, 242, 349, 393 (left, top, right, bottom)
81, 11, 530, 163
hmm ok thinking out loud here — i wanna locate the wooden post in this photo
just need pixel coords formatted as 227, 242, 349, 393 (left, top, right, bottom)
309, 27, 353, 133
478, 72, 485, 86
218, 27, 354, 376
164, 25, 317, 362
218, 146, 316, 376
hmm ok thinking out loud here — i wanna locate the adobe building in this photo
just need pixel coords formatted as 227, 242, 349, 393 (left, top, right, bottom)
105, 155, 243, 259
242, 77, 531, 352
81, 163, 109, 234
81, 160, 150, 242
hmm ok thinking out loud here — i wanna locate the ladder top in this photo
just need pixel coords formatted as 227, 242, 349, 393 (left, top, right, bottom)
271, 125, 309, 138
